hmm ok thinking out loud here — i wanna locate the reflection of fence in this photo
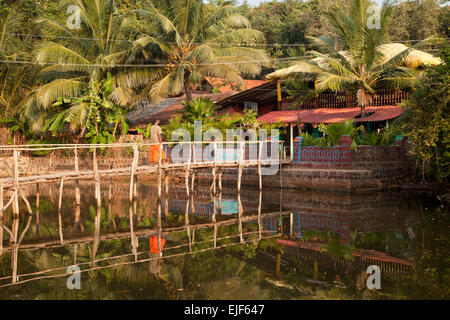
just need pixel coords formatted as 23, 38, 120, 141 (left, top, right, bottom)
0, 211, 288, 288
166, 199, 241, 218
279, 239, 412, 276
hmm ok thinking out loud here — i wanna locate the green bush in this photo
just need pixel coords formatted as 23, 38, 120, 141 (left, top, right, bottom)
361, 132, 381, 145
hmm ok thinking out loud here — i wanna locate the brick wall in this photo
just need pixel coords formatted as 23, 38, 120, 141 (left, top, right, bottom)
292, 135, 408, 186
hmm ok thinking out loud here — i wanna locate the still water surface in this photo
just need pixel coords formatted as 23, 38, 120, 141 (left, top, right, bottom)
0, 177, 448, 299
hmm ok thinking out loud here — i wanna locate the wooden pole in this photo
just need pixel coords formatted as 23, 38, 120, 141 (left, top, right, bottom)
58, 178, 64, 245
190, 168, 195, 215
218, 168, 222, 215
213, 220, 218, 249
237, 141, 243, 193
289, 212, 293, 238
108, 164, 112, 227
258, 141, 262, 190
157, 144, 162, 257
11, 149, 19, 283
129, 144, 138, 202
164, 172, 169, 218
258, 190, 262, 240
36, 183, 40, 236
74, 146, 80, 208
129, 203, 137, 262
0, 181, 3, 256
290, 123, 294, 160
12, 149, 19, 219
92, 147, 101, 264
276, 253, 281, 275
184, 168, 191, 252
237, 191, 243, 244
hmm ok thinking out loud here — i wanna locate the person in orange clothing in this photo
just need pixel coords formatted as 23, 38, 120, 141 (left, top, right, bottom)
149, 120, 167, 164
149, 233, 167, 279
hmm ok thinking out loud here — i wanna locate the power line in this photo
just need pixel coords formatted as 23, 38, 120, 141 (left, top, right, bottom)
1, 31, 447, 47
0, 55, 315, 68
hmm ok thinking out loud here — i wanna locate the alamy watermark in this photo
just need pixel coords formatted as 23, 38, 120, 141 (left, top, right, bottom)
366, 5, 381, 30
66, 265, 81, 290
67, 5, 81, 30
169, 121, 281, 175
366, 265, 381, 289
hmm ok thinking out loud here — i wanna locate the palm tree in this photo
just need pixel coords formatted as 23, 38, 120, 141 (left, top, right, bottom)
0, 6, 33, 118
19, 0, 138, 134
130, 0, 269, 102
266, 0, 440, 116
178, 98, 216, 122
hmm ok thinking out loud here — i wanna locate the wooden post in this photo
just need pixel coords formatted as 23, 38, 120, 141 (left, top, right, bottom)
157, 144, 163, 257
74, 244, 78, 265
92, 199, 101, 264
58, 178, 64, 245
74, 146, 80, 208
129, 203, 137, 262
36, 183, 40, 236
0, 181, 3, 256
258, 141, 262, 190
279, 161, 283, 189
92, 147, 101, 264
184, 168, 192, 252
213, 220, 218, 249
218, 168, 223, 215
237, 141, 243, 193
12, 149, 19, 219
258, 190, 262, 240
93, 147, 101, 207
190, 169, 195, 215
276, 253, 281, 275
164, 172, 169, 218
129, 144, 138, 202
289, 212, 293, 238
290, 123, 294, 160
314, 260, 318, 280
108, 164, 112, 227
237, 191, 243, 244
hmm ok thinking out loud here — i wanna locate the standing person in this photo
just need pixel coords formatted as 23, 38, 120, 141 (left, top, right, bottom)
149, 120, 167, 164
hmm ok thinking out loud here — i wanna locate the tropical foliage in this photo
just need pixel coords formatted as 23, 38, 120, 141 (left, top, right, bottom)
404, 44, 449, 182
265, 0, 440, 115
21, 0, 133, 135
130, 0, 269, 102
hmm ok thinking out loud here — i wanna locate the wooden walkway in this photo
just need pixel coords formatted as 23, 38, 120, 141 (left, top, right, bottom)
0, 141, 288, 284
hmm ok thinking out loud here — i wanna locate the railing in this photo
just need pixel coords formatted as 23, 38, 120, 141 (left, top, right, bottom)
281, 89, 409, 110
293, 136, 353, 164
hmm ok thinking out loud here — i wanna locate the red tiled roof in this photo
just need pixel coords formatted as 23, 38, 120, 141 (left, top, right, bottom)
356, 106, 406, 122
204, 77, 267, 94
257, 106, 405, 124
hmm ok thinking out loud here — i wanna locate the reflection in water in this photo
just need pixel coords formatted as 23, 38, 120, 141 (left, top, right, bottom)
0, 176, 448, 299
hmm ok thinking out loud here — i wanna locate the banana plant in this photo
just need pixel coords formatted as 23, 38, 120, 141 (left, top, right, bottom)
45, 73, 128, 147
135, 123, 152, 139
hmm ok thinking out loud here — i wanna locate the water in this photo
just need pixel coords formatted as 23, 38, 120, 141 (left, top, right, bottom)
0, 176, 448, 300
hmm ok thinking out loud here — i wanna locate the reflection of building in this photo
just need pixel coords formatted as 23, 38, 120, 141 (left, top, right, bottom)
292, 212, 351, 244
278, 239, 413, 276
